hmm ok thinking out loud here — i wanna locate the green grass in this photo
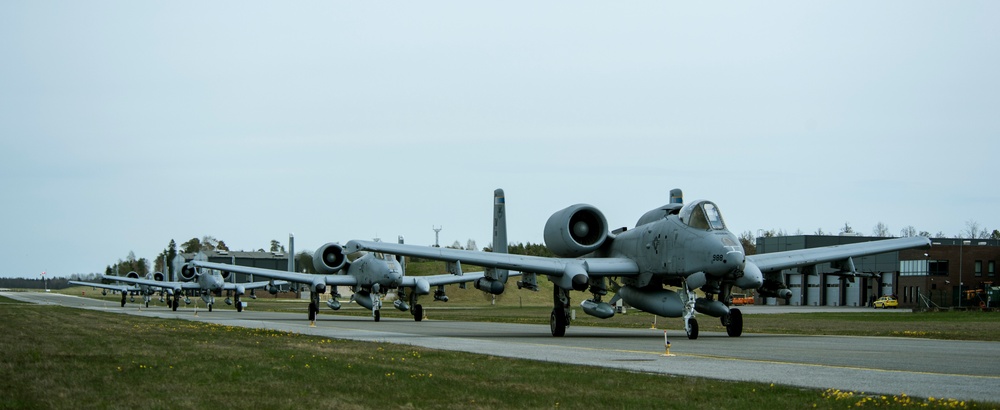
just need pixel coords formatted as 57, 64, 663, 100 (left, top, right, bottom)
1, 294, 987, 409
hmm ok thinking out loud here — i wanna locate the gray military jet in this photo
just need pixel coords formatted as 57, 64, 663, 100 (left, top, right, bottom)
344, 189, 930, 338
105, 257, 284, 312
191, 236, 510, 323
70, 271, 168, 308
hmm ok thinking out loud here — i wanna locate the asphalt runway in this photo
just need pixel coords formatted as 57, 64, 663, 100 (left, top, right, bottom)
8, 291, 999, 404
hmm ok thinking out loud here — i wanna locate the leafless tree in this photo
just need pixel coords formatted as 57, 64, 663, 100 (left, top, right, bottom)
872, 222, 892, 237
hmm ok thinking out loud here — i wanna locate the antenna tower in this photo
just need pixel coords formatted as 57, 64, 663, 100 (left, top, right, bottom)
433, 226, 442, 247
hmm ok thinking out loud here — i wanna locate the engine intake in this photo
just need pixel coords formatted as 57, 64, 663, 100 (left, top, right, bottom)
179, 264, 198, 281
313, 243, 348, 274
543, 204, 609, 257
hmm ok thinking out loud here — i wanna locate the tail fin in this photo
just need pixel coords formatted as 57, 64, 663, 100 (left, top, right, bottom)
490, 189, 509, 283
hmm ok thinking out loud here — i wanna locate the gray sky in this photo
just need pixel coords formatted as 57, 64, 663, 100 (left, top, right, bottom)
2, 1, 998, 279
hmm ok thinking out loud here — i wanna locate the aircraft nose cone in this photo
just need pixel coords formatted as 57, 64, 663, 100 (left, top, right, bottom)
726, 250, 746, 272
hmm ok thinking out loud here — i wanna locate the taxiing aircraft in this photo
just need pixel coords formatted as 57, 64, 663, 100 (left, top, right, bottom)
344, 189, 931, 339
192, 236, 514, 323
105, 255, 285, 312
70, 271, 168, 308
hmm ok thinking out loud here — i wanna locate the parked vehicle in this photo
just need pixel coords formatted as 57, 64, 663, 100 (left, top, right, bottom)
873, 295, 898, 309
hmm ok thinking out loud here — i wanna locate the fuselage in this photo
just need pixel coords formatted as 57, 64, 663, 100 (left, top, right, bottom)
198, 270, 226, 292
603, 200, 746, 286
346, 252, 403, 290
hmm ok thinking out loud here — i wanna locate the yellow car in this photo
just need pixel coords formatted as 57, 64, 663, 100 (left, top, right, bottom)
873, 296, 899, 309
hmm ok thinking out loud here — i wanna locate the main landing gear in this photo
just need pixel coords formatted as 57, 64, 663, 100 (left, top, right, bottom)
550, 287, 571, 337
722, 308, 743, 337
685, 317, 699, 340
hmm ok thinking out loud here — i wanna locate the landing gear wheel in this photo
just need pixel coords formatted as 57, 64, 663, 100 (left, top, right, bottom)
172, 299, 179, 311
686, 317, 699, 340
236, 301, 243, 312
145, 301, 149, 308
413, 304, 423, 322
726, 308, 743, 337
308, 302, 318, 321
120, 296, 126, 308
550, 308, 567, 337
208, 304, 213, 312
374, 310, 381, 322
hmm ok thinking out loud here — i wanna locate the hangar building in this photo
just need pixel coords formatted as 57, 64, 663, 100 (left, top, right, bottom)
755, 235, 999, 308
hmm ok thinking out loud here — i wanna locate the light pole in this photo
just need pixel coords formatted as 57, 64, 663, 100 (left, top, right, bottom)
959, 240, 970, 308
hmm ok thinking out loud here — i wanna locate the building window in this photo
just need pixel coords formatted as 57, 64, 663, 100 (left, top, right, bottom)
975, 260, 982, 277
928, 260, 949, 276
989, 261, 995, 277
899, 260, 929, 276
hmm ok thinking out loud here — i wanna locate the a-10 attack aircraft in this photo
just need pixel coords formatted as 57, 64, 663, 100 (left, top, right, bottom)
191, 236, 515, 323
70, 271, 167, 308
104, 254, 286, 312
345, 188, 931, 339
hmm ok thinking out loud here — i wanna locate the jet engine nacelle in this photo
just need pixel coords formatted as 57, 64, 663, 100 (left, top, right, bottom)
126, 271, 140, 279
153, 272, 165, 282
219, 270, 231, 281
179, 264, 198, 281
617, 286, 685, 318
543, 204, 609, 258
313, 243, 349, 274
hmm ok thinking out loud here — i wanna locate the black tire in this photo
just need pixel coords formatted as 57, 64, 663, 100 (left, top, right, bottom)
236, 302, 243, 312
726, 308, 743, 337
172, 299, 179, 311
413, 304, 423, 322
145, 301, 149, 308
686, 317, 699, 340
208, 304, 213, 312
308, 302, 317, 321
374, 310, 381, 322
550, 309, 567, 337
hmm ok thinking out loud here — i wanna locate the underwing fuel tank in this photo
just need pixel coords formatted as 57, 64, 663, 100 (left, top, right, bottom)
474, 277, 505, 295
617, 286, 684, 318
580, 300, 615, 319
695, 298, 730, 317
354, 291, 374, 310
393, 299, 410, 312
326, 299, 341, 310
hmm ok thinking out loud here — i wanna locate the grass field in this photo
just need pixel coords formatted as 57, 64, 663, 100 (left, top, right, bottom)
0, 294, 990, 409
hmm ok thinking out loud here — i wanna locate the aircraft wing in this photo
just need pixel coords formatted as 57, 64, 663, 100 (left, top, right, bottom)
192, 261, 359, 287
100, 274, 188, 291
344, 240, 640, 278
68, 280, 139, 293
746, 236, 931, 273
222, 280, 289, 291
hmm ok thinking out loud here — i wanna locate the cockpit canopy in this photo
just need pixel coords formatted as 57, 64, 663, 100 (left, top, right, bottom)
679, 200, 727, 231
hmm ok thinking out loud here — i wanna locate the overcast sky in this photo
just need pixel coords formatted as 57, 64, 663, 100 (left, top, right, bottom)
2, 1, 998, 278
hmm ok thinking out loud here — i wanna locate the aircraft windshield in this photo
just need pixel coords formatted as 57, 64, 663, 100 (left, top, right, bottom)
683, 201, 727, 231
